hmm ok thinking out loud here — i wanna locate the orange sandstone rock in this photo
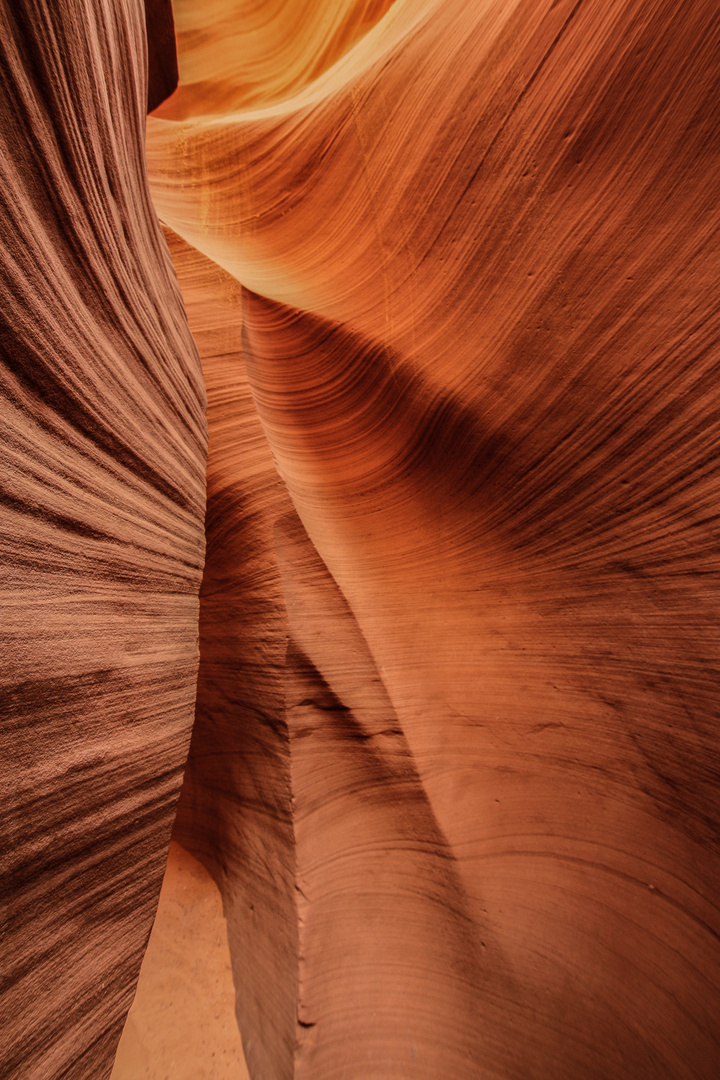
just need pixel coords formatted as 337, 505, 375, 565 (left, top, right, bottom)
3, 1, 720, 1079
1, 2, 204, 1077
150, 1, 720, 1077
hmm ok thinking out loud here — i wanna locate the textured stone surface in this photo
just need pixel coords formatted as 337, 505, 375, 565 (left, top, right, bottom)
162, 229, 299, 1080
0, 2, 205, 1078
3, 1, 720, 1078
148, 1, 720, 1077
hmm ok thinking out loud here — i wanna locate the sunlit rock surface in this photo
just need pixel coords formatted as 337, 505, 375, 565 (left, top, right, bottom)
3, 0, 720, 1078
149, 0, 720, 1077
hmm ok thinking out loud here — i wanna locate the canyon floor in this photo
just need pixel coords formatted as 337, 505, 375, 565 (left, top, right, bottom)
111, 843, 250, 1080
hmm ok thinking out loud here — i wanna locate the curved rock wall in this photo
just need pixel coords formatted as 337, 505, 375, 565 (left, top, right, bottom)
149, 1, 720, 1078
162, 228, 299, 1080
3, 0, 720, 1078
1, 2, 205, 1078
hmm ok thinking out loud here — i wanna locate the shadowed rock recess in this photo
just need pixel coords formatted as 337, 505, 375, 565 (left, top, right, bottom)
2, 1, 720, 1079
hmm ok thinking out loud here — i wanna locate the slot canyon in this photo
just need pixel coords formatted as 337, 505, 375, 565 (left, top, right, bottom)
2, 0, 720, 1078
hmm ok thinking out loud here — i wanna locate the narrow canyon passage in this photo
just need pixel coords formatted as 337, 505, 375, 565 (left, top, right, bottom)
2, 1, 720, 1079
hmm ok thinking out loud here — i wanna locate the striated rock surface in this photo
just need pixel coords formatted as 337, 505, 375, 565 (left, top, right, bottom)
162, 229, 299, 1080
149, 1, 720, 1078
1, 2, 205, 1078
3, 0, 720, 1078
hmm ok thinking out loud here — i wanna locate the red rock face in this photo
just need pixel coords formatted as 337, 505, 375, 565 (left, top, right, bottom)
4, 0, 720, 1078
1, 2, 204, 1078
152, 2, 720, 1078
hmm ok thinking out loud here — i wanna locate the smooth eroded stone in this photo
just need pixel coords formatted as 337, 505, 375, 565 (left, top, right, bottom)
149, 0, 720, 1075
161, 229, 299, 1080
110, 841, 249, 1080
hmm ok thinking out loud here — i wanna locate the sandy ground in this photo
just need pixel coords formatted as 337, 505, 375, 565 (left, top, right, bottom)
111, 841, 250, 1080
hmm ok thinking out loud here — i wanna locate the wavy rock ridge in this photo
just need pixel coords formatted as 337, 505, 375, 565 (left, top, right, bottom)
3, 1, 720, 1079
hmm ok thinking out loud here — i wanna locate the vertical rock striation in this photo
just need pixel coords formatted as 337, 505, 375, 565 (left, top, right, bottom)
1, 2, 205, 1078
162, 229, 299, 1080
